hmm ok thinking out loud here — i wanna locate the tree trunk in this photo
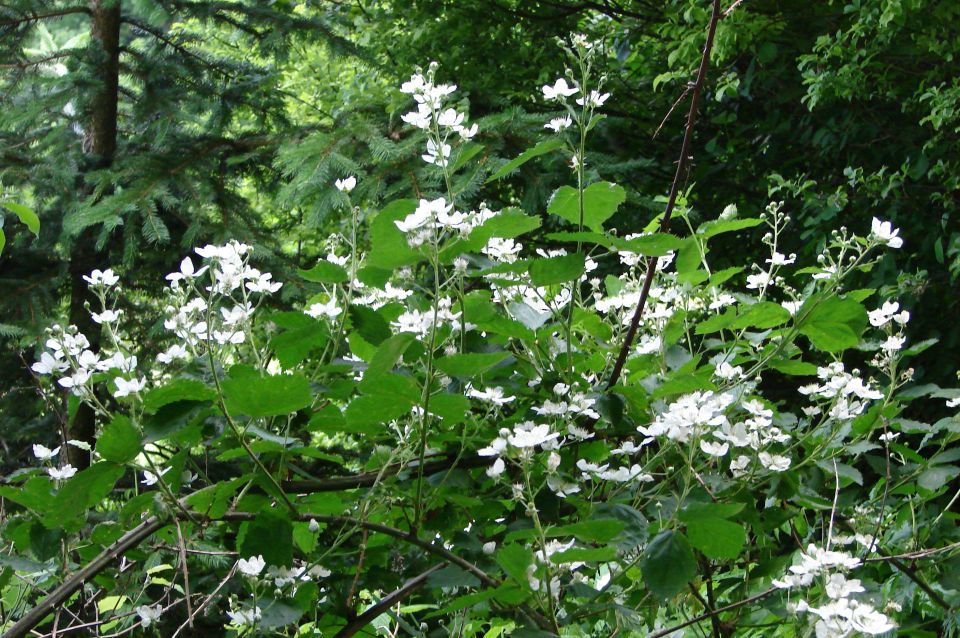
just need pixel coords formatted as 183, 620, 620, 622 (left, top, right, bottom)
65, 0, 121, 469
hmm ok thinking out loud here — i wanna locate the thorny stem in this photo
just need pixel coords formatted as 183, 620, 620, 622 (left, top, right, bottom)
604, 0, 723, 390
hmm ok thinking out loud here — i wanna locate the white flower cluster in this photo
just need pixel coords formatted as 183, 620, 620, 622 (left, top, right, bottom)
162, 241, 280, 351
799, 363, 884, 421
392, 296, 465, 339
400, 68, 477, 167
32, 270, 144, 404
774, 544, 896, 637
638, 392, 794, 474
393, 197, 498, 247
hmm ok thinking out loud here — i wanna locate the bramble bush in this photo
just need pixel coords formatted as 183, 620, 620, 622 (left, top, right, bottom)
3, 34, 960, 638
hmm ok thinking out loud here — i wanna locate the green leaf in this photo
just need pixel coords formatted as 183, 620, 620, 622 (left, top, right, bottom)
697, 216, 762, 238
619, 233, 685, 256
677, 502, 744, 522
548, 182, 626, 232
551, 546, 617, 563
486, 138, 565, 182
0, 201, 40, 235
344, 395, 411, 432
299, 260, 348, 284
529, 253, 585, 286
548, 519, 625, 543
769, 359, 819, 376
798, 296, 868, 352
368, 199, 420, 269
496, 544, 532, 584
142, 378, 216, 414
95, 415, 142, 464
237, 509, 293, 567
729, 302, 791, 330
640, 530, 696, 599
435, 352, 510, 378
46, 463, 124, 527
685, 518, 747, 560
917, 465, 958, 491
221, 371, 313, 417
364, 333, 416, 382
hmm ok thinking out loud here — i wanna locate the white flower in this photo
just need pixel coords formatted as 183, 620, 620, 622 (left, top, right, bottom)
544, 116, 572, 132
141, 467, 171, 486
758, 452, 791, 472
467, 386, 516, 406
766, 251, 796, 266
947, 397, 960, 408
83, 268, 120, 287
245, 272, 282, 294
157, 344, 189, 364
33, 444, 60, 460
824, 573, 865, 599
227, 607, 262, 626
507, 422, 559, 449
868, 301, 900, 327
422, 138, 452, 166
542, 78, 578, 100
575, 90, 610, 107
136, 605, 163, 628
850, 604, 896, 634
305, 299, 342, 320
437, 108, 463, 127
237, 555, 266, 577
699, 440, 730, 457
32, 351, 68, 375
746, 272, 772, 289
870, 217, 903, 248
335, 176, 357, 192
165, 256, 208, 287
457, 123, 479, 140
48, 465, 77, 480
90, 309, 122, 324
486, 458, 506, 478
881, 335, 905, 352
308, 519, 321, 532
714, 361, 743, 380
482, 541, 497, 555
114, 376, 146, 398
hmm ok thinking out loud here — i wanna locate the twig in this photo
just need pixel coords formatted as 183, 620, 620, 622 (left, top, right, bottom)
646, 587, 778, 638
332, 564, 445, 638
604, 0, 723, 390
174, 519, 193, 628
169, 564, 237, 638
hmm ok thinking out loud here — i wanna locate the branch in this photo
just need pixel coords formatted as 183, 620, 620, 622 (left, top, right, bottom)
646, 587, 778, 638
332, 564, 445, 638
2, 508, 551, 637
1, 518, 165, 638
281, 455, 492, 493
604, 0, 723, 390
0, 6, 89, 26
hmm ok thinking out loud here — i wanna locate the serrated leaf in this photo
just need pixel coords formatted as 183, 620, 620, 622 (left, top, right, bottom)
435, 352, 510, 377
299, 260, 348, 284
798, 296, 868, 352
548, 182, 626, 232
142, 378, 216, 414
221, 371, 313, 417
95, 415, 141, 463
497, 544, 532, 584
685, 518, 747, 560
640, 530, 696, 599
529, 253, 585, 286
